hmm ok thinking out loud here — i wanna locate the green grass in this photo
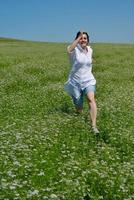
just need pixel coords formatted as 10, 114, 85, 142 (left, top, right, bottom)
0, 38, 134, 200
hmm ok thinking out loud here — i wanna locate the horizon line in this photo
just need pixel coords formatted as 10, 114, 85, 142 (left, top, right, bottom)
0, 36, 134, 46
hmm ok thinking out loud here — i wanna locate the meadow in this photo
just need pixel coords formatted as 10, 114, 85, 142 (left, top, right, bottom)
0, 38, 134, 200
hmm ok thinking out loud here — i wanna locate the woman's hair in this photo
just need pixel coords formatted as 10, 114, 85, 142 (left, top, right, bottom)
75, 31, 89, 44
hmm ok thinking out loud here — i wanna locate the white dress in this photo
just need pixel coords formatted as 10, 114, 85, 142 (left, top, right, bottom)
64, 44, 96, 99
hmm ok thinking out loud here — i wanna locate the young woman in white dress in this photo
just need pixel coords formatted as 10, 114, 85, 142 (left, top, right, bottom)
65, 31, 99, 134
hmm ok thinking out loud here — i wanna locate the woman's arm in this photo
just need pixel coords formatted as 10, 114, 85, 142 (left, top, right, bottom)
67, 32, 83, 53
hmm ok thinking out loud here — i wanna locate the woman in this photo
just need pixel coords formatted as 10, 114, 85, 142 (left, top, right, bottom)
64, 31, 99, 134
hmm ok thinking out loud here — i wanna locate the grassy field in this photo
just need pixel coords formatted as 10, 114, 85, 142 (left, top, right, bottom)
0, 38, 134, 200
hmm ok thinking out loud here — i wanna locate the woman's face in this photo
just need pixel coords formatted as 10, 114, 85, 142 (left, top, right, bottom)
79, 33, 88, 49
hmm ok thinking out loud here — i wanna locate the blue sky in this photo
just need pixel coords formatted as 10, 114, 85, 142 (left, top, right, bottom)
0, 0, 134, 44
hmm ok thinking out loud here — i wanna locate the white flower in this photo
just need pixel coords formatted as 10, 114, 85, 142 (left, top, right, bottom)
27, 189, 39, 198
38, 171, 45, 176
50, 194, 57, 199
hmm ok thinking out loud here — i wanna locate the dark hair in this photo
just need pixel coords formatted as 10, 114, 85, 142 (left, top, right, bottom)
75, 31, 89, 44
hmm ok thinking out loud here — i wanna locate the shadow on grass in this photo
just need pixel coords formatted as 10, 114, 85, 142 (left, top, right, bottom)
48, 102, 74, 115
47, 104, 111, 145
92, 128, 111, 145
83, 194, 91, 200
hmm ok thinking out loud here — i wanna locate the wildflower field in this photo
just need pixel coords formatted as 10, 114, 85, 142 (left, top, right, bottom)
0, 38, 134, 200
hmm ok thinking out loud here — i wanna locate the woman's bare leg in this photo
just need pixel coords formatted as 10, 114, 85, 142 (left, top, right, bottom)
86, 91, 97, 127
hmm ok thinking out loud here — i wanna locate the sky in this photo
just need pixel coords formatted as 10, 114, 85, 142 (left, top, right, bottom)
0, 0, 134, 44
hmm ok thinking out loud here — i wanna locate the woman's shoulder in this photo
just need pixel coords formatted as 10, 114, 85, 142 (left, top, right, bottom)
87, 45, 93, 51
87, 46, 93, 54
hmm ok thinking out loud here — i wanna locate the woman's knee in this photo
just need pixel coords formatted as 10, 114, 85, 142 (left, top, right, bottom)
88, 98, 96, 107
87, 92, 95, 103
